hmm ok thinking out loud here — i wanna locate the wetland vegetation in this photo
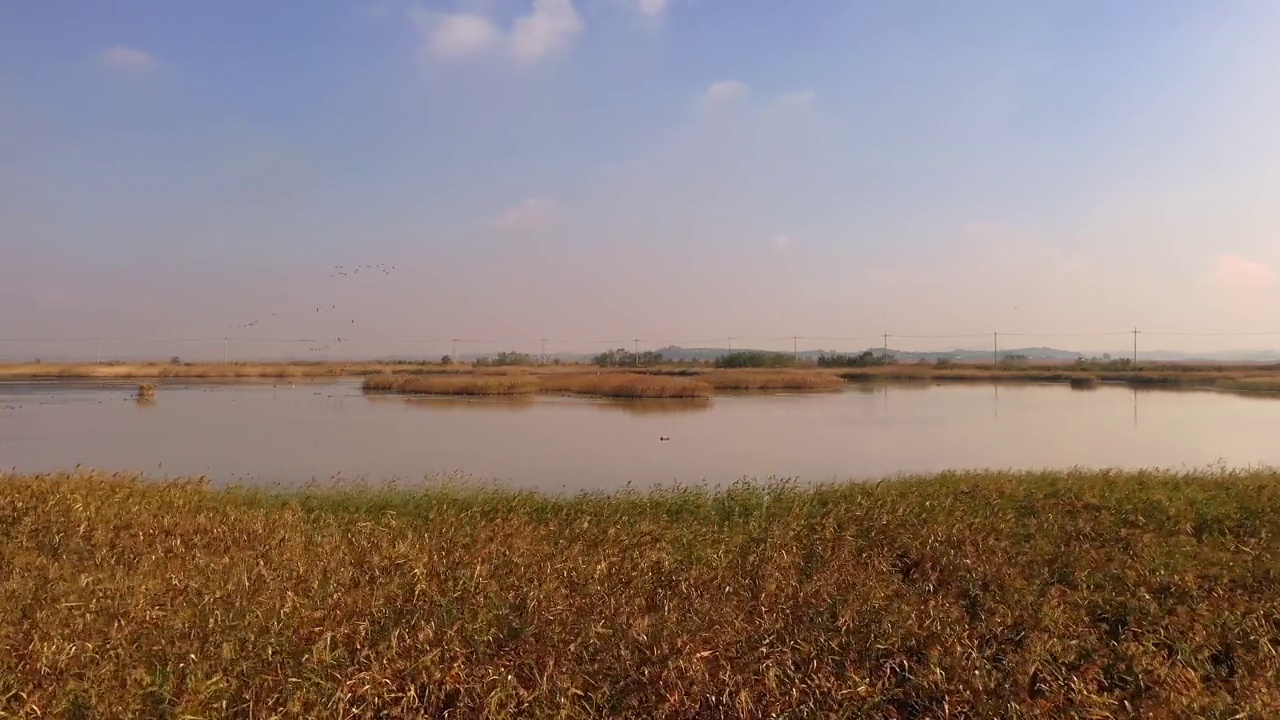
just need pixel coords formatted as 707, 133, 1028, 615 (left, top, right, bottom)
3, 469, 1280, 717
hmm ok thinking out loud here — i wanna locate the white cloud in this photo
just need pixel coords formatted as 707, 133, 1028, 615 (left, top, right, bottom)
776, 90, 816, 108
704, 80, 750, 104
772, 234, 791, 251
409, 0, 581, 64
409, 7, 501, 59
1209, 254, 1275, 290
98, 46, 157, 74
491, 198, 560, 229
637, 0, 670, 17
510, 0, 583, 63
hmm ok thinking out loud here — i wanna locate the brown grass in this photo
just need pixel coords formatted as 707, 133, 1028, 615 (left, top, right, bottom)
701, 370, 845, 391
840, 364, 1280, 393
13, 360, 1280, 395
362, 373, 539, 396
3, 469, 1280, 717
538, 373, 713, 399
0, 362, 411, 379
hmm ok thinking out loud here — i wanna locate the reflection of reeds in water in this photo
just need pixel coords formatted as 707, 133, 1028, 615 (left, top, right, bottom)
590, 398, 712, 415
365, 394, 537, 412
135, 383, 156, 401
365, 392, 709, 414
1069, 376, 1100, 390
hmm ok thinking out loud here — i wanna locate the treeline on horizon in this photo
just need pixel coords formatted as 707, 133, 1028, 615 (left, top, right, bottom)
408, 349, 1143, 370
466, 348, 904, 369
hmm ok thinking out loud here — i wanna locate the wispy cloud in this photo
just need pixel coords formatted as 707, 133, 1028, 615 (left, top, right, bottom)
704, 80, 750, 104
636, 0, 670, 17
410, 0, 582, 64
98, 46, 157, 74
409, 8, 501, 59
776, 90, 816, 108
1209, 254, 1275, 290
490, 198, 560, 230
511, 0, 583, 63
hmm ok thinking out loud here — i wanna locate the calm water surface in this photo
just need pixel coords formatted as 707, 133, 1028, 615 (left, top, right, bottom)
2, 380, 1278, 491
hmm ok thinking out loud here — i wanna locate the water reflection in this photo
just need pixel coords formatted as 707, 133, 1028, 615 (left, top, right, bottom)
365, 395, 537, 412
4, 380, 1280, 491
363, 395, 712, 415
586, 398, 712, 415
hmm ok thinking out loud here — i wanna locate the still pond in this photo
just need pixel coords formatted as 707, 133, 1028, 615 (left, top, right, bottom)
1, 380, 1277, 491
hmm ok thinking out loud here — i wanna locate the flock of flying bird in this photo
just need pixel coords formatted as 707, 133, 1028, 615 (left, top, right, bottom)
330, 263, 395, 278
226, 263, 398, 354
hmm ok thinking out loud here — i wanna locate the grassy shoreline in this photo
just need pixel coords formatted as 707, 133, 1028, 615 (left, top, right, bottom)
7, 360, 1280, 394
360, 370, 841, 398
3, 469, 1280, 717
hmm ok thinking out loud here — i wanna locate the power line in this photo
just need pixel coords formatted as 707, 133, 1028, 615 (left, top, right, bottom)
1143, 330, 1280, 337
998, 331, 1133, 337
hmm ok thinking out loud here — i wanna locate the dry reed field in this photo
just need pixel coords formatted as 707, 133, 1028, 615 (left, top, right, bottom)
839, 364, 1280, 392
10, 361, 1280, 395
362, 371, 840, 398
701, 370, 846, 392
0, 362, 402, 380
537, 373, 713, 398
3, 469, 1280, 718
361, 374, 539, 396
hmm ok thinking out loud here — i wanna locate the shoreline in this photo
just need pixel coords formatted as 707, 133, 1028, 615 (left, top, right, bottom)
6, 359, 1280, 397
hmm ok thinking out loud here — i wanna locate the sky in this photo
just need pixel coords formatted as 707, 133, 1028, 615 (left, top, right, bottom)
4, 0, 1280, 360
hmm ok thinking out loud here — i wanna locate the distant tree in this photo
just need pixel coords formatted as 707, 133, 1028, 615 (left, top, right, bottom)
816, 351, 896, 368
440, 355, 453, 365
487, 351, 535, 367
1000, 353, 1030, 365
592, 348, 664, 367
170, 356, 182, 365
592, 348, 625, 366
715, 351, 794, 369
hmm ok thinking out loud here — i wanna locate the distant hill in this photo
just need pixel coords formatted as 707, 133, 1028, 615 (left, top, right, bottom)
371, 345, 1280, 365
646, 345, 1280, 364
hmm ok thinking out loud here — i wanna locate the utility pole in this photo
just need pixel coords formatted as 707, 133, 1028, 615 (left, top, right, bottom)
223, 338, 228, 364
1132, 327, 1139, 364
452, 338, 458, 361
633, 339, 640, 367
727, 337, 733, 352
993, 331, 999, 366
541, 338, 547, 365
94, 339, 100, 365
882, 332, 889, 356
793, 336, 799, 364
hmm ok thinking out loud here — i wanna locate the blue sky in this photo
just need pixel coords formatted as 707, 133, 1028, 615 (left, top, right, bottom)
4, 1, 1280, 359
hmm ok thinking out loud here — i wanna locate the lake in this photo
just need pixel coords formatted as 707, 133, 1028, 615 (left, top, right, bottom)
1, 379, 1278, 491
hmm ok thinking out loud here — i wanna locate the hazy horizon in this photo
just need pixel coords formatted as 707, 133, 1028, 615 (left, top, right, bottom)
6, 1, 1280, 359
